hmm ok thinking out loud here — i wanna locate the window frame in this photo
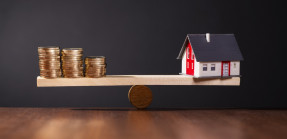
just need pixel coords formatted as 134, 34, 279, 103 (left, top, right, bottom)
211, 64, 215, 71
203, 64, 207, 71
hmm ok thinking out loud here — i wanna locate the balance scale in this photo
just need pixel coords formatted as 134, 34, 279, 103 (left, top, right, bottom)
37, 75, 240, 109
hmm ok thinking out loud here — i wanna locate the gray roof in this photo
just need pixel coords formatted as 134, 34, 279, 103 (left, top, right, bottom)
177, 34, 244, 62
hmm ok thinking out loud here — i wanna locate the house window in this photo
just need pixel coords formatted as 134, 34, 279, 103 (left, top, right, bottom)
211, 64, 215, 71
203, 64, 207, 71
187, 48, 190, 59
191, 53, 194, 60
187, 62, 189, 68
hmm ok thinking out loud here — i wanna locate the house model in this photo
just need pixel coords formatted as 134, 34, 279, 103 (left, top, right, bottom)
177, 33, 244, 78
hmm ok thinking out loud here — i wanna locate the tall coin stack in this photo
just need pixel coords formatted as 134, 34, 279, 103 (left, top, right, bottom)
38, 46, 61, 78
85, 56, 106, 78
61, 48, 84, 78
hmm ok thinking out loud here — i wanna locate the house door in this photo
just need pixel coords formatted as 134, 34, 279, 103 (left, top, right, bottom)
222, 61, 230, 77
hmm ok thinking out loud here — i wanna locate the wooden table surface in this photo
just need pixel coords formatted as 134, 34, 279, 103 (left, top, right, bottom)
0, 108, 287, 139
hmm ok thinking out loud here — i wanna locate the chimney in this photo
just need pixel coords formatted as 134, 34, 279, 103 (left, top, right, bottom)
206, 33, 210, 42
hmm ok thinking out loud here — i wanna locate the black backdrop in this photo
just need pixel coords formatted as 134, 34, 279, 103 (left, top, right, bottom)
0, 0, 286, 108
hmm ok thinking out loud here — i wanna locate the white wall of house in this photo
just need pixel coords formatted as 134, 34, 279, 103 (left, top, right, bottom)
194, 57, 200, 77
230, 61, 240, 76
180, 47, 240, 77
196, 62, 222, 77
181, 49, 186, 74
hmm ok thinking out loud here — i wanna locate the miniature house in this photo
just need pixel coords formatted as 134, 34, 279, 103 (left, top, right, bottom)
177, 33, 244, 78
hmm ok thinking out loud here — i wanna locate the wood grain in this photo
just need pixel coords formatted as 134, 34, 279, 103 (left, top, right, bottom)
0, 108, 287, 139
37, 75, 240, 87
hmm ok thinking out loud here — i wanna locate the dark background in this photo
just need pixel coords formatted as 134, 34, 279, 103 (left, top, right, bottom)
0, 0, 286, 108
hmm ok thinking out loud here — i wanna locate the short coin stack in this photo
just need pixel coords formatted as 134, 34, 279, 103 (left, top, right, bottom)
61, 48, 84, 78
38, 46, 62, 78
85, 56, 106, 78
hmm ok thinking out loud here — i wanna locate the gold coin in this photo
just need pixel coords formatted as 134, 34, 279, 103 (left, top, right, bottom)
85, 63, 106, 66
63, 75, 83, 77
40, 75, 61, 77
62, 64, 83, 66
85, 64, 106, 67
85, 59, 105, 61
38, 49, 59, 52
62, 62, 83, 64
62, 64, 83, 67
62, 58, 82, 60
62, 60, 83, 62
128, 85, 152, 109
62, 65, 83, 68
63, 71, 83, 74
62, 66, 83, 69
85, 71, 104, 73
38, 54, 59, 56
85, 58, 105, 61
63, 71, 83, 73
40, 76, 60, 79
85, 56, 105, 59
85, 69, 105, 72
63, 73, 83, 76
62, 53, 83, 55
85, 70, 105, 73
62, 67, 83, 69
61, 51, 83, 53
85, 68, 105, 71
61, 52, 83, 55
38, 54, 59, 57
62, 69, 83, 71
85, 68, 106, 70
38, 46, 59, 49
62, 48, 82, 51
62, 55, 83, 58
38, 50, 60, 53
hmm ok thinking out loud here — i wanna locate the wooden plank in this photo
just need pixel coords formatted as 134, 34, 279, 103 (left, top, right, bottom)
37, 75, 240, 87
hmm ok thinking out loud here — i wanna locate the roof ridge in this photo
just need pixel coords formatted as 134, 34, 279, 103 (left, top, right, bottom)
187, 34, 234, 35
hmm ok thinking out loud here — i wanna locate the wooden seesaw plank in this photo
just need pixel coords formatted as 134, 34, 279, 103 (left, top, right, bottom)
37, 75, 240, 87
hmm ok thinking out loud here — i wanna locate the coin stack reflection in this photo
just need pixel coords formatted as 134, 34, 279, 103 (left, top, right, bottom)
38, 46, 61, 78
61, 48, 84, 78
85, 56, 106, 78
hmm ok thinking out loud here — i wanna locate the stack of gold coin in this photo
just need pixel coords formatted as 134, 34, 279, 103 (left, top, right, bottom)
85, 56, 106, 78
38, 46, 61, 78
61, 48, 84, 78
